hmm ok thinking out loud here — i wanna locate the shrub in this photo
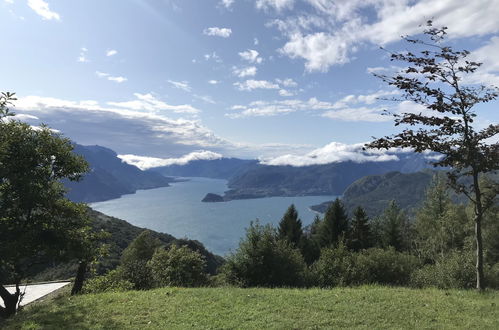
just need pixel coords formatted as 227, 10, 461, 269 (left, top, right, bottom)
147, 245, 208, 287
83, 269, 134, 294
312, 246, 419, 287
221, 221, 307, 287
312, 244, 355, 287
120, 231, 162, 289
354, 248, 419, 286
410, 250, 476, 289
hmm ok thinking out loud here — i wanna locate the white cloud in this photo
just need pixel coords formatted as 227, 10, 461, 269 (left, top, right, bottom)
239, 49, 262, 64
106, 49, 118, 57
467, 36, 499, 86
78, 48, 89, 63
95, 71, 109, 78
322, 106, 389, 122
279, 89, 294, 97
233, 66, 257, 78
12, 94, 312, 160
95, 71, 127, 83
276, 78, 298, 87
220, 0, 234, 8
203, 27, 232, 38
28, 0, 60, 20
254, 37, 259, 45
118, 151, 223, 170
261, 141, 399, 166
194, 94, 216, 104
167, 80, 191, 92
208, 80, 219, 85
280, 31, 353, 72
228, 90, 399, 119
256, 0, 294, 11
234, 79, 280, 91
273, 0, 499, 72
14, 95, 224, 158
108, 93, 200, 114
204, 52, 222, 63
108, 76, 127, 83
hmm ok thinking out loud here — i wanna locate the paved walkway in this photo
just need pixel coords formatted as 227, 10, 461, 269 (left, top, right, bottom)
1, 281, 71, 307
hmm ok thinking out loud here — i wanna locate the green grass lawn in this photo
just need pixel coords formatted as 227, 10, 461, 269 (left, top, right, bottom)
3, 286, 499, 329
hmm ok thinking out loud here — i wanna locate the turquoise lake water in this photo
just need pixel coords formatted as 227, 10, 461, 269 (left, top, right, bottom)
90, 177, 334, 256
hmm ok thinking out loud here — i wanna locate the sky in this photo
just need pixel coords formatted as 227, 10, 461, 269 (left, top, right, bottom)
1, 0, 498, 168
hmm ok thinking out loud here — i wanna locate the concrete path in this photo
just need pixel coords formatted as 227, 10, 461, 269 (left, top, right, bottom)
1, 281, 71, 307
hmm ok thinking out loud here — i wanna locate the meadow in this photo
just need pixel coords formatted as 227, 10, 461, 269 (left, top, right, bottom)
4, 286, 499, 329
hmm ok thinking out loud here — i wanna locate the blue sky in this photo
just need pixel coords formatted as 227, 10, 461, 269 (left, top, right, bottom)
1, 0, 499, 168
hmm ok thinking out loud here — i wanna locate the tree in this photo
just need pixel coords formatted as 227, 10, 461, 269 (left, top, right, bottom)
372, 201, 411, 251
348, 206, 372, 251
119, 230, 162, 290
413, 175, 470, 262
148, 244, 207, 287
277, 204, 303, 247
0, 93, 92, 317
319, 198, 349, 247
222, 221, 307, 287
365, 21, 499, 290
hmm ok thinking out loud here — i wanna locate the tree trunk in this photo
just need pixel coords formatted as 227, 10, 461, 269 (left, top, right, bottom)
71, 260, 88, 295
472, 171, 485, 291
0, 283, 20, 319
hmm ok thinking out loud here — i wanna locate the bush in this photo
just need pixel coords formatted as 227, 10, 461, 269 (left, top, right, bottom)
410, 250, 476, 289
83, 269, 134, 294
312, 246, 419, 287
312, 244, 355, 287
485, 263, 499, 289
221, 221, 307, 287
147, 245, 208, 287
120, 231, 162, 289
354, 248, 419, 286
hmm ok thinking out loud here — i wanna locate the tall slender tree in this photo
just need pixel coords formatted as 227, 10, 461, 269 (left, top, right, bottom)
348, 206, 372, 251
372, 201, 411, 252
277, 204, 303, 247
319, 198, 349, 247
365, 21, 499, 290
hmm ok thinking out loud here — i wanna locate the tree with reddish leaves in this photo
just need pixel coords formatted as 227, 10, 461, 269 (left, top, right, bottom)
365, 21, 499, 290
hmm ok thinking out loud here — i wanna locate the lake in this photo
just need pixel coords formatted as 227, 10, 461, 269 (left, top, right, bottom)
90, 177, 335, 256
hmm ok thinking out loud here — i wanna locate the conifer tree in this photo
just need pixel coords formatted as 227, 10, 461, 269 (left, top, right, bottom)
414, 175, 470, 261
373, 201, 411, 251
319, 198, 349, 247
348, 206, 372, 251
277, 204, 303, 247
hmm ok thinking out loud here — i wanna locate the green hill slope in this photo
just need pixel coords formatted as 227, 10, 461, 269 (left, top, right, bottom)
4, 286, 499, 329
30, 209, 224, 281
311, 171, 435, 217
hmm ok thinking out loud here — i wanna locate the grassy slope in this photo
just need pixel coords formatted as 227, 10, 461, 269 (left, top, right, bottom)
4, 286, 499, 329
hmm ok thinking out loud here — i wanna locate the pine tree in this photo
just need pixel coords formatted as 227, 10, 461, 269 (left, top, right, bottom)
348, 206, 371, 251
374, 201, 411, 251
319, 198, 349, 247
414, 175, 470, 261
277, 204, 303, 247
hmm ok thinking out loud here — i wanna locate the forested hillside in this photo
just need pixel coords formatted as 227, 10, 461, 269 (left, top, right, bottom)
65, 145, 174, 203
30, 209, 224, 282
221, 153, 431, 200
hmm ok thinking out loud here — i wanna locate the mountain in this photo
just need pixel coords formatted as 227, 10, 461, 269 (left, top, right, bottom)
65, 144, 174, 203
221, 153, 432, 201
311, 170, 436, 217
148, 158, 258, 179
30, 208, 225, 281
